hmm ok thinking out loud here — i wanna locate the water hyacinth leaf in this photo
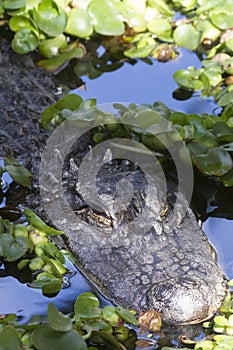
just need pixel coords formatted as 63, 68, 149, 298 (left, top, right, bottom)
127, 10, 146, 32
210, 11, 233, 30
88, 0, 125, 36
124, 44, 155, 58
173, 24, 199, 50
41, 279, 62, 295
91, 330, 123, 349
217, 91, 233, 106
148, 18, 172, 41
32, 4, 67, 37
225, 38, 233, 52
200, 69, 222, 87
9, 15, 36, 32
147, 0, 173, 16
5, 236, 32, 262
173, 70, 203, 90
38, 34, 67, 58
11, 29, 38, 54
41, 93, 83, 129
38, 46, 84, 74
0, 326, 23, 349
74, 292, 101, 319
24, 208, 63, 236
115, 306, 138, 326
195, 20, 221, 42
65, 8, 93, 38
191, 147, 232, 176
2, 0, 25, 9
0, 234, 14, 256
212, 121, 233, 139
48, 303, 73, 332
4, 157, 31, 187
194, 340, 214, 349
32, 326, 87, 350
222, 170, 233, 187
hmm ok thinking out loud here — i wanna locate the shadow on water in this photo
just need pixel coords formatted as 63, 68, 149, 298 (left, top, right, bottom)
1, 47, 233, 348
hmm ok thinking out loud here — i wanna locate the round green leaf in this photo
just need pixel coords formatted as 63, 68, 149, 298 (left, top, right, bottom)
65, 8, 93, 38
38, 34, 67, 58
11, 29, 38, 54
88, 0, 125, 36
48, 303, 73, 332
174, 24, 200, 50
210, 11, 233, 30
9, 15, 36, 33
4, 157, 31, 187
127, 10, 146, 32
173, 70, 203, 90
148, 18, 172, 41
74, 292, 101, 319
32, 7, 67, 37
0, 326, 23, 350
115, 306, 138, 326
192, 147, 232, 176
32, 326, 87, 350
124, 45, 154, 58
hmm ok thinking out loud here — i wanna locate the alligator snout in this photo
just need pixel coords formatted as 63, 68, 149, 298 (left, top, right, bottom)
146, 276, 220, 325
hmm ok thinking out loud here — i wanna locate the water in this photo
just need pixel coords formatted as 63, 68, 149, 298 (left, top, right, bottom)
0, 48, 233, 332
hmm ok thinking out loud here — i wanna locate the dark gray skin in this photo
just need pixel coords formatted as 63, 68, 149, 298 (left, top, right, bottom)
55, 153, 226, 325
0, 40, 226, 325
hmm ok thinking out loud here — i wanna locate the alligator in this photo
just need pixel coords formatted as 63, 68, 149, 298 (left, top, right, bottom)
0, 39, 226, 326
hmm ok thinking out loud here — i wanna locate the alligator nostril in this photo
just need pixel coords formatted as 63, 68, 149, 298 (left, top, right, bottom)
146, 276, 212, 325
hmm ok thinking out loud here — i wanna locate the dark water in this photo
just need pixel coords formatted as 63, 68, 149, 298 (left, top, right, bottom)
0, 48, 232, 330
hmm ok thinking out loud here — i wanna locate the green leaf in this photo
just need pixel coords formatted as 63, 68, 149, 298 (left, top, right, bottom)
191, 147, 232, 176
38, 45, 84, 74
9, 15, 36, 33
214, 315, 229, 327
210, 11, 233, 30
32, 326, 87, 350
42, 279, 62, 295
174, 24, 200, 50
41, 93, 83, 129
3, 0, 25, 10
147, 18, 172, 41
124, 44, 154, 58
91, 330, 123, 349
173, 70, 203, 90
88, 0, 125, 36
65, 8, 93, 38
115, 306, 138, 326
5, 236, 32, 262
32, 5, 67, 37
0, 234, 14, 257
0, 326, 23, 350
74, 292, 101, 319
48, 303, 73, 332
24, 208, 63, 236
147, 0, 173, 16
38, 34, 67, 58
4, 157, 31, 187
11, 29, 38, 54
218, 90, 233, 107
